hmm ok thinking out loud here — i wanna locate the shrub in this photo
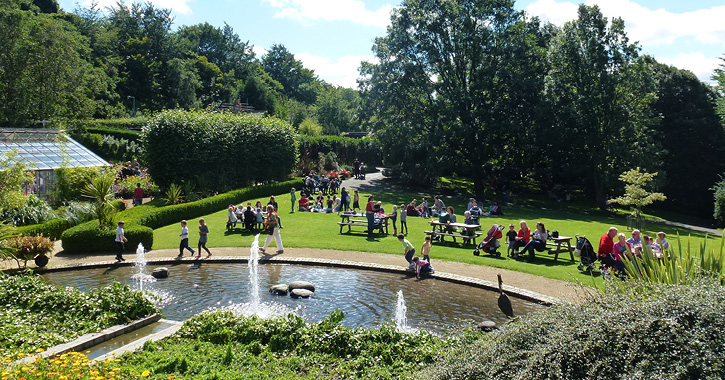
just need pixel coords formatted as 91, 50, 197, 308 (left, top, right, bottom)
15, 218, 71, 240
66, 118, 146, 136
61, 179, 301, 252
0, 194, 56, 226
54, 166, 103, 202
297, 134, 382, 167
713, 175, 725, 226
61, 221, 153, 253
111, 199, 127, 212
143, 110, 298, 190
423, 280, 725, 380
71, 132, 143, 163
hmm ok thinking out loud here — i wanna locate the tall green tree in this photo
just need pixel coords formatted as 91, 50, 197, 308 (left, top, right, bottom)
262, 44, 320, 104
544, 5, 658, 207
316, 86, 360, 134
361, 0, 547, 192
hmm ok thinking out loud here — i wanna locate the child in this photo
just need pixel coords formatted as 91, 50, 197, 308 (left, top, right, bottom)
352, 190, 360, 213
178, 220, 195, 258
412, 256, 434, 279
399, 204, 408, 235
290, 188, 297, 213
399, 234, 415, 268
656, 232, 670, 257
421, 235, 432, 262
506, 223, 518, 257
390, 205, 398, 235
420, 197, 429, 218
197, 218, 212, 258
115, 221, 127, 261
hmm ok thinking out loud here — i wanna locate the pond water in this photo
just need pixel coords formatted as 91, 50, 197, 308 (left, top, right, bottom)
43, 263, 544, 333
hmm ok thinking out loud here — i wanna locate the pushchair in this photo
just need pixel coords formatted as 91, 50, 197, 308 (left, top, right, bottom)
574, 234, 597, 272
473, 224, 503, 257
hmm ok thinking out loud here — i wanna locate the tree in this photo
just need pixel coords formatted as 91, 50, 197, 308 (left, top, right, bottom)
262, 44, 320, 104
610, 167, 666, 219
316, 86, 360, 134
0, 151, 34, 214
712, 175, 725, 226
544, 5, 658, 207
361, 0, 547, 192
650, 61, 725, 217
714, 56, 725, 124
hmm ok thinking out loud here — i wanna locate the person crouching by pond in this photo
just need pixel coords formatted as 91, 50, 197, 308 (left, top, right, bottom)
260, 205, 283, 254
412, 256, 434, 279
399, 234, 415, 269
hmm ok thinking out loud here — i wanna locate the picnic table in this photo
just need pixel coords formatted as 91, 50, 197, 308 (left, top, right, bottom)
424, 221, 483, 246
338, 213, 389, 235
545, 235, 575, 262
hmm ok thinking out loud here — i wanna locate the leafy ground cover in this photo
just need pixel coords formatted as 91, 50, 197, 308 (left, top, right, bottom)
0, 275, 158, 358
151, 190, 719, 285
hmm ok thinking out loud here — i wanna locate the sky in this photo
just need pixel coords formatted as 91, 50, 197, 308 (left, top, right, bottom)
57, 0, 725, 88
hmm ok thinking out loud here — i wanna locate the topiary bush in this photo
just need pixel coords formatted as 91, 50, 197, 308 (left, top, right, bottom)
16, 218, 71, 240
422, 280, 725, 380
142, 110, 298, 190
60, 221, 153, 254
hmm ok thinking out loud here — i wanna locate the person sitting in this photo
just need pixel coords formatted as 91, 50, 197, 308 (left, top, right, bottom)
461, 211, 476, 243
520, 222, 548, 260
489, 202, 503, 216
321, 175, 330, 194
412, 256, 434, 278
598, 226, 625, 271
243, 203, 256, 231
655, 232, 670, 258
326, 196, 334, 213
626, 229, 642, 248
613, 233, 633, 261
445, 206, 458, 233
255, 207, 265, 230
432, 195, 445, 217
468, 202, 482, 224
406, 200, 420, 216
226, 205, 238, 230
298, 196, 310, 212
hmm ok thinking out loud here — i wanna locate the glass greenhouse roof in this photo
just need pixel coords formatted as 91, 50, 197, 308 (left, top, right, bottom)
0, 128, 108, 170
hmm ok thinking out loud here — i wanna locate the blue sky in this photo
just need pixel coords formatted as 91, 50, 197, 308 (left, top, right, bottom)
58, 0, 725, 88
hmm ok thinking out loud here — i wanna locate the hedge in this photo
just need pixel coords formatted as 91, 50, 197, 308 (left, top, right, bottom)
66, 118, 146, 134
15, 218, 71, 240
142, 110, 298, 190
61, 179, 302, 253
297, 135, 382, 167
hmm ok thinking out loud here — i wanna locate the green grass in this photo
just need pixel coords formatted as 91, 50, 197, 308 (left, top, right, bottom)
152, 190, 721, 286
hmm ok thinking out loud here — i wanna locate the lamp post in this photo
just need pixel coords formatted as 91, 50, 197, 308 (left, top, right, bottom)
127, 95, 136, 117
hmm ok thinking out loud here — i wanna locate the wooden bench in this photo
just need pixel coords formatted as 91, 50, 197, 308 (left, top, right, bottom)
338, 215, 388, 235
545, 236, 575, 262
424, 230, 483, 246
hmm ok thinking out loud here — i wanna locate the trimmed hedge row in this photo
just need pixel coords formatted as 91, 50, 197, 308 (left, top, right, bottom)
61, 179, 302, 253
142, 110, 298, 190
298, 135, 382, 166
16, 218, 71, 240
67, 118, 147, 133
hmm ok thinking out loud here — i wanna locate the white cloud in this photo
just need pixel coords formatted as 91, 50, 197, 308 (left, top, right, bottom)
524, 0, 725, 48
295, 52, 377, 88
252, 45, 268, 58
78, 0, 193, 15
261, 0, 394, 29
658, 52, 722, 84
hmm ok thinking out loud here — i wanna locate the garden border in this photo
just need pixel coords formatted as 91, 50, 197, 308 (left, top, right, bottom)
34, 256, 560, 306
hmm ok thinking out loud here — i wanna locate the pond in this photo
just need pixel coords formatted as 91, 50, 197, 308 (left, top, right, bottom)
43, 263, 544, 333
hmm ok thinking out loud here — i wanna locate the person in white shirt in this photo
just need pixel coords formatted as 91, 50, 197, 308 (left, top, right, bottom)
177, 220, 195, 258
115, 221, 127, 261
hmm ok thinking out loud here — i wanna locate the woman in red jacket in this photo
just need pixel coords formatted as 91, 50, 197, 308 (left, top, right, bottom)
513, 220, 530, 254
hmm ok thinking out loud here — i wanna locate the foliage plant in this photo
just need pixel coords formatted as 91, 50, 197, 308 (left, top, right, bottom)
115, 175, 159, 199
72, 132, 144, 163
0, 195, 55, 227
162, 183, 184, 205
620, 235, 725, 285
0, 151, 35, 214
53, 166, 103, 203
5, 235, 54, 268
712, 174, 725, 226
0, 274, 157, 358
298, 116, 322, 136
6, 351, 131, 380
15, 219, 71, 241
81, 171, 118, 228
610, 167, 666, 219
142, 110, 298, 191
422, 279, 725, 380
0, 223, 19, 265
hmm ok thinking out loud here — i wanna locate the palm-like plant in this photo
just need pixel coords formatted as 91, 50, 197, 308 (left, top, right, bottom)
0, 222, 19, 264
81, 172, 117, 228
162, 183, 184, 205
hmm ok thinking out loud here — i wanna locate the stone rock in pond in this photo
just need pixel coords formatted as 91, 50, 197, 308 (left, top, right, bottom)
288, 281, 315, 292
477, 320, 498, 332
290, 289, 314, 299
269, 284, 289, 296
151, 267, 169, 279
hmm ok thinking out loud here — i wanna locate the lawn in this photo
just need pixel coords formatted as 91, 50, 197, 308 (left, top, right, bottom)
151, 189, 722, 286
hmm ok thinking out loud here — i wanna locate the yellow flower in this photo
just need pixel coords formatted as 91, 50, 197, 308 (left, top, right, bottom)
35, 348, 45, 353
168, 375, 176, 379
141, 370, 151, 377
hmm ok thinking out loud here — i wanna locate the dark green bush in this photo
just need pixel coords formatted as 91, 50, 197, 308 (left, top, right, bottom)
423, 280, 725, 380
16, 218, 70, 240
54, 166, 103, 202
713, 175, 725, 226
0, 275, 157, 357
142, 110, 298, 190
297, 135, 382, 166
61, 222, 153, 253
71, 133, 143, 163
0, 195, 55, 226
61, 179, 301, 252
67, 118, 146, 135
111, 199, 127, 212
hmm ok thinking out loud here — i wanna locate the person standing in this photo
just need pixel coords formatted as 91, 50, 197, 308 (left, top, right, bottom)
353, 158, 360, 179
260, 205, 284, 254
133, 183, 144, 206
340, 187, 349, 212
267, 196, 282, 228
177, 220, 195, 258
365, 195, 376, 237
399, 234, 415, 268
197, 218, 212, 258
399, 204, 408, 235
290, 188, 297, 213
115, 221, 127, 261
352, 190, 360, 213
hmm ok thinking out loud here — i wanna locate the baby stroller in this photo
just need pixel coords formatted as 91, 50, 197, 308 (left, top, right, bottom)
473, 224, 503, 257
574, 234, 597, 272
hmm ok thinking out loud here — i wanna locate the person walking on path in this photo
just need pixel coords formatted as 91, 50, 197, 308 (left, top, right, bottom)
260, 205, 284, 254
178, 220, 195, 257
133, 183, 144, 206
115, 221, 127, 261
197, 218, 212, 258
